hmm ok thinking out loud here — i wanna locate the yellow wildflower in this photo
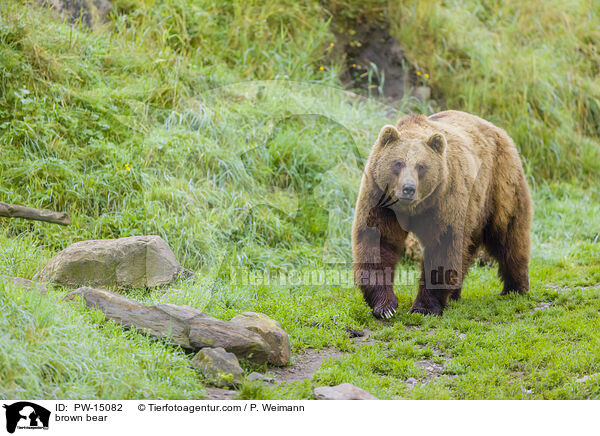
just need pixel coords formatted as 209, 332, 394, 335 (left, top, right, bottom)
125, 164, 132, 171
320, 66, 324, 71
424, 73, 430, 79
416, 71, 421, 76
330, 42, 334, 47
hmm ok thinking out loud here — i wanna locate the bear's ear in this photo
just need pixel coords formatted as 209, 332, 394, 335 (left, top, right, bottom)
426, 133, 446, 154
376, 125, 400, 147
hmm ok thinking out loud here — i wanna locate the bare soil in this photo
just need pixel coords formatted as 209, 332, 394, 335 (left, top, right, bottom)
335, 23, 409, 102
269, 348, 345, 384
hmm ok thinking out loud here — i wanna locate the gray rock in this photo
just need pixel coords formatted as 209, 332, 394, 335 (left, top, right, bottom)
65, 287, 271, 363
231, 312, 291, 366
405, 377, 417, 384
191, 347, 243, 388
0, 275, 48, 294
247, 372, 263, 382
313, 383, 378, 400
40, 236, 184, 289
247, 372, 274, 383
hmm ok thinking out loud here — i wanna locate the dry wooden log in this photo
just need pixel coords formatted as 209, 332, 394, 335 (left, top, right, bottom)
0, 202, 71, 225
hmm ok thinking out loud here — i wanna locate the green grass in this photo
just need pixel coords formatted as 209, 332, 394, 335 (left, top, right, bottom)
0, 282, 206, 399
1, 0, 599, 399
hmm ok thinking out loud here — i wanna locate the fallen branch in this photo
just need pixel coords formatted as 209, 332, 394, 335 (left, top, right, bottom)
0, 202, 71, 225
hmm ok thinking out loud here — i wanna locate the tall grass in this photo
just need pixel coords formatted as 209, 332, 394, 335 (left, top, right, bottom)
0, 0, 399, 271
0, 282, 205, 399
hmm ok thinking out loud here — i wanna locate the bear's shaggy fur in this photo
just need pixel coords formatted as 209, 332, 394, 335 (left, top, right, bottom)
352, 110, 532, 318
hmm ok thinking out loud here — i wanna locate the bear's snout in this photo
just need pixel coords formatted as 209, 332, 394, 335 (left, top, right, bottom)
401, 183, 416, 198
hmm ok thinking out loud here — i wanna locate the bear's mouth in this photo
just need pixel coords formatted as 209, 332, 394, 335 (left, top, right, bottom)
394, 190, 418, 204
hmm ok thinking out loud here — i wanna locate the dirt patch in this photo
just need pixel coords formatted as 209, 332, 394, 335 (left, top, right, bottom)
415, 360, 446, 379
205, 327, 455, 398
546, 283, 600, 292
335, 23, 409, 102
41, 0, 112, 28
203, 387, 238, 400
269, 348, 345, 384
350, 328, 379, 346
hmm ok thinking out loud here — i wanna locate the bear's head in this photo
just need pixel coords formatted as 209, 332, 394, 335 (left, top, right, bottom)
370, 123, 448, 208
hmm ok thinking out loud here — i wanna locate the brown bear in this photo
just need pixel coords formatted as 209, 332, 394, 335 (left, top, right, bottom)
352, 110, 532, 318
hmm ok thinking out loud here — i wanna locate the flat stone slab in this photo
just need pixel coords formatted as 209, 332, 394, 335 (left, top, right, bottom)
65, 287, 271, 363
313, 383, 378, 400
39, 235, 184, 289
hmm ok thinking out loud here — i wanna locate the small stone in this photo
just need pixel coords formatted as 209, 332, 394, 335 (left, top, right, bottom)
231, 312, 291, 366
313, 383, 378, 400
405, 377, 417, 384
533, 302, 552, 311
191, 347, 244, 388
345, 328, 365, 338
412, 86, 431, 102
247, 372, 274, 383
0, 275, 48, 294
576, 373, 600, 383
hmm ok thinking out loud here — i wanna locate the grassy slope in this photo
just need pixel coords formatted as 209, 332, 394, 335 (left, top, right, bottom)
1, 0, 599, 399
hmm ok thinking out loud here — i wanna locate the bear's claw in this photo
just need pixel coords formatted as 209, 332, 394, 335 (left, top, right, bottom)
383, 308, 395, 319
372, 299, 398, 319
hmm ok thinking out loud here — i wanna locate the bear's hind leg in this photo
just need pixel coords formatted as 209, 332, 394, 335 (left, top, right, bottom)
484, 218, 530, 295
450, 242, 480, 301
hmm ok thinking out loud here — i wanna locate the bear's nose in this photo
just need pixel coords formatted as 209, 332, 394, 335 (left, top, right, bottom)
401, 184, 416, 198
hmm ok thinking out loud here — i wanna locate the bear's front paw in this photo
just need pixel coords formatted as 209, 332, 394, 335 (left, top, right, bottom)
372, 296, 398, 319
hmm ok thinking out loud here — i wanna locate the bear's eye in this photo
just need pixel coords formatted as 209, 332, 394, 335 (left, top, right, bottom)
417, 163, 427, 175
393, 161, 405, 173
